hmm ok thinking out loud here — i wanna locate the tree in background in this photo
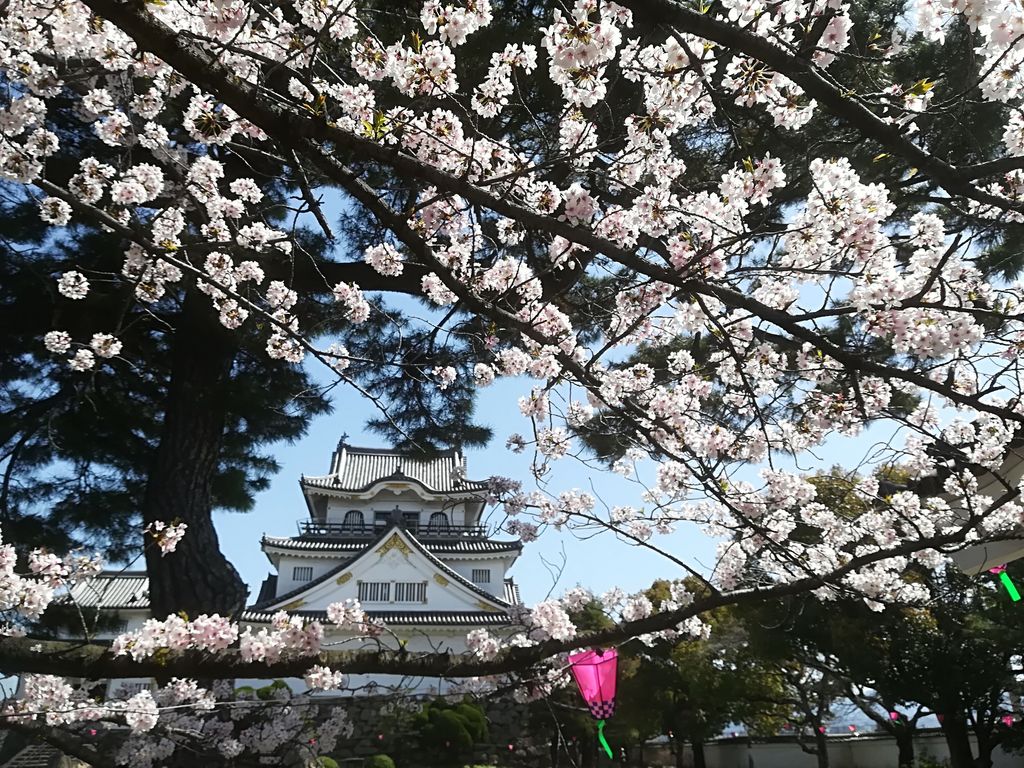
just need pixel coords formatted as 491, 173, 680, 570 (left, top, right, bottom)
614, 580, 789, 768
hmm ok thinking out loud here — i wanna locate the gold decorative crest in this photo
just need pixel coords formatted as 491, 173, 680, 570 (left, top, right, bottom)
336, 572, 353, 585
376, 533, 411, 558
433, 573, 450, 587
475, 600, 503, 613
280, 598, 306, 611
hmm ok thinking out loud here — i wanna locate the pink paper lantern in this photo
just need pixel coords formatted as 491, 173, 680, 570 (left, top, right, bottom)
569, 648, 619, 759
568, 648, 618, 720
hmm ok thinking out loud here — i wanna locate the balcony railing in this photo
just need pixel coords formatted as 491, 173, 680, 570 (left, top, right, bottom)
297, 520, 488, 540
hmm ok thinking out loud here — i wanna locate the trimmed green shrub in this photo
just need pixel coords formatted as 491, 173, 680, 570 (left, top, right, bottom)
255, 679, 291, 701
410, 699, 489, 765
453, 703, 488, 743
364, 755, 395, 768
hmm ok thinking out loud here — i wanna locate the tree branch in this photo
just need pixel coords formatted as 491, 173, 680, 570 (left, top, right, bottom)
0, 520, 1010, 683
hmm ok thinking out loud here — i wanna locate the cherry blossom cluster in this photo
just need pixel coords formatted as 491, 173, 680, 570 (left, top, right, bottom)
4, 674, 160, 732
111, 613, 240, 661
1, 525, 102, 630
144, 521, 187, 556
6, 672, 356, 767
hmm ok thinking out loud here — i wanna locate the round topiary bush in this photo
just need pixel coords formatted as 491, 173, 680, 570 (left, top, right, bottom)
364, 754, 395, 768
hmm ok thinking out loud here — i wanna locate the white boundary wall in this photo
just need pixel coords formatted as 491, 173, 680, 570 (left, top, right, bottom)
664, 732, 1023, 768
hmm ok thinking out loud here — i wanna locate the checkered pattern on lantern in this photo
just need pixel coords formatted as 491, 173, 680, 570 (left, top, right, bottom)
589, 700, 616, 719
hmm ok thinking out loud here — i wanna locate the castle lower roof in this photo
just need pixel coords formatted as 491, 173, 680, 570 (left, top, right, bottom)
261, 535, 521, 555
239, 609, 513, 626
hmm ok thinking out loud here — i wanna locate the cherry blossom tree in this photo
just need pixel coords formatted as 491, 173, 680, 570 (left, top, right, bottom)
4, 0, 1024, 763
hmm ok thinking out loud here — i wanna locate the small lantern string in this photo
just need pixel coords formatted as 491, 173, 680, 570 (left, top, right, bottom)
989, 565, 1021, 602
596, 719, 612, 759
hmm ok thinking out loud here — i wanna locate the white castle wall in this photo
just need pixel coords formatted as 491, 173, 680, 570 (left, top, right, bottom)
278, 545, 505, 613
321, 490, 475, 527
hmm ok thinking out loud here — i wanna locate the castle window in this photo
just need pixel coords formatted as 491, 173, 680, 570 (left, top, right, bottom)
112, 681, 151, 698
358, 581, 391, 602
471, 569, 491, 584
357, 581, 426, 602
395, 581, 428, 602
292, 566, 313, 582
342, 510, 364, 532
427, 512, 450, 534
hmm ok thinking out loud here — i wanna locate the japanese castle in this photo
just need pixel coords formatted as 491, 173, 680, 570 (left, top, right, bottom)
69, 438, 522, 695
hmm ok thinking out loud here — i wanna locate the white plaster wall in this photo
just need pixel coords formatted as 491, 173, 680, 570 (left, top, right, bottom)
57, 609, 149, 641
699, 733, 1022, 768
444, 558, 508, 596
275, 555, 346, 595
322, 494, 469, 527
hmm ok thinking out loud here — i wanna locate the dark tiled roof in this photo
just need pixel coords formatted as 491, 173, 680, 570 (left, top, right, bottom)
255, 574, 278, 604
302, 445, 489, 494
64, 572, 150, 609
504, 579, 522, 605
241, 609, 511, 626
262, 535, 521, 555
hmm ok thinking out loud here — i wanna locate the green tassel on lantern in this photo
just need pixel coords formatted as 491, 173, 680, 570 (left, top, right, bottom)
1000, 571, 1021, 601
597, 719, 613, 759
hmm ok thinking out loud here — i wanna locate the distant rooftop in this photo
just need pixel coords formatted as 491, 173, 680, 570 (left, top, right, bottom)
64, 572, 149, 609
302, 443, 489, 494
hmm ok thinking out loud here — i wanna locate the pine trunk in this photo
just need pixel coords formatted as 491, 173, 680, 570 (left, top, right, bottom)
141, 293, 247, 618
941, 715, 977, 768
814, 729, 830, 768
895, 728, 915, 768
974, 726, 995, 768
692, 739, 706, 768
